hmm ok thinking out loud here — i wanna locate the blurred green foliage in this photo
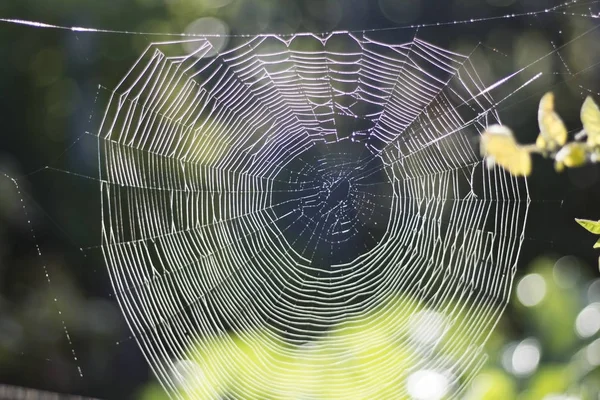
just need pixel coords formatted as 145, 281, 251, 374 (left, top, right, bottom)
134, 256, 600, 399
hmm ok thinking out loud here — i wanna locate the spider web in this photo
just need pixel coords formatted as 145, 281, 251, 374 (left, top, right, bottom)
97, 29, 530, 399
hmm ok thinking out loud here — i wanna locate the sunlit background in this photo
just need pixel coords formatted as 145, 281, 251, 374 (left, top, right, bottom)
1, 0, 600, 399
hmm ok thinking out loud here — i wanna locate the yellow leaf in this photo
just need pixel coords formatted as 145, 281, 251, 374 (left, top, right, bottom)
575, 218, 600, 234
555, 161, 564, 173
554, 142, 587, 171
536, 92, 568, 152
594, 237, 600, 249
481, 125, 518, 155
581, 96, 600, 146
535, 133, 546, 151
507, 148, 532, 176
481, 125, 532, 176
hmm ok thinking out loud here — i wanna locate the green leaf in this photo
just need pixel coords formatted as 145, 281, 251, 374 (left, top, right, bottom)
575, 218, 600, 234
595, 237, 600, 249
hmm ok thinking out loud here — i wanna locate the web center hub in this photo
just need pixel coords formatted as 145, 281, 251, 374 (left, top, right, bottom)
271, 140, 393, 267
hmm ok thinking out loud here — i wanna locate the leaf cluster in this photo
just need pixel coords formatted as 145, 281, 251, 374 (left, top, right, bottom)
480, 92, 600, 176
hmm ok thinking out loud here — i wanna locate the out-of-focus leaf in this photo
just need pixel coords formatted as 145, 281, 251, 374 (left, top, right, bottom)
575, 218, 600, 234
582, 95, 600, 146
536, 92, 568, 152
480, 125, 532, 176
463, 368, 517, 400
594, 237, 600, 249
554, 142, 588, 172
521, 364, 573, 400
515, 258, 579, 355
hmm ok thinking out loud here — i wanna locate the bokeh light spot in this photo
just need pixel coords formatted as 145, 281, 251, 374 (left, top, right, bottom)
542, 395, 582, 400
586, 338, 600, 366
553, 256, 581, 289
517, 273, 547, 307
587, 279, 600, 303
171, 359, 204, 387
408, 310, 447, 346
406, 370, 450, 400
511, 338, 541, 377
183, 17, 229, 58
575, 303, 600, 338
